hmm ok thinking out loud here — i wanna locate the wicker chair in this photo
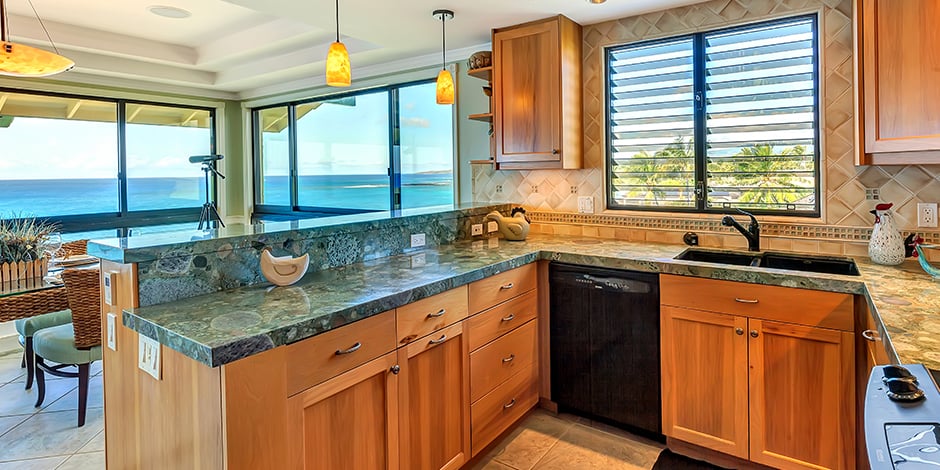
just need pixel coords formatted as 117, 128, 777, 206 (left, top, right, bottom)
33, 267, 102, 427
10, 239, 90, 390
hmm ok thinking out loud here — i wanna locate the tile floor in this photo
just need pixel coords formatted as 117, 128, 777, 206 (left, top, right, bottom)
0, 349, 104, 469
472, 410, 667, 470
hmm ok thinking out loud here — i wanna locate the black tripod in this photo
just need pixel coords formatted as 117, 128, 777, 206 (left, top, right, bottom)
198, 162, 226, 230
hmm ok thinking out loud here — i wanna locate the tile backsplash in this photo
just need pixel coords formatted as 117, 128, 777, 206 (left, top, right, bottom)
472, 0, 940, 243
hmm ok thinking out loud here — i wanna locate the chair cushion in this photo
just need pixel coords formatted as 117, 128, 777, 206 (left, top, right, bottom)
33, 323, 102, 365
14, 310, 73, 337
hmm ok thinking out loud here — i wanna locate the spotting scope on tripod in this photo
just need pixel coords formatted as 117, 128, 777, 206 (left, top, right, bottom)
189, 154, 226, 230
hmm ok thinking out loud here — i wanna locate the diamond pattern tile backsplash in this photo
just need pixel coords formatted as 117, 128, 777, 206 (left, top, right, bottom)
472, 0, 940, 242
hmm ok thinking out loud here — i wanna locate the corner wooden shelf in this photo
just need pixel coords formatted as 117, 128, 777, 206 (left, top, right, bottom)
467, 66, 492, 81
469, 159, 495, 165
468, 112, 493, 123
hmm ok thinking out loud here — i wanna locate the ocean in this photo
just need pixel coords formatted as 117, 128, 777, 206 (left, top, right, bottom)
0, 173, 454, 219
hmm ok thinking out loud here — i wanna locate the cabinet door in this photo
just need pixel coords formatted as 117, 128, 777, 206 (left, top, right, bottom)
399, 322, 470, 470
286, 351, 400, 470
661, 306, 749, 459
861, 0, 940, 156
748, 320, 854, 470
493, 19, 560, 164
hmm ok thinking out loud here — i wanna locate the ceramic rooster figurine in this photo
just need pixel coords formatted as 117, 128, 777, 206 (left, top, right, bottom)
485, 208, 530, 241
907, 235, 940, 278
868, 202, 904, 266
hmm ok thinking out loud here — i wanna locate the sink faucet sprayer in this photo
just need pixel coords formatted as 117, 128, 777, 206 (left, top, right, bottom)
721, 209, 761, 252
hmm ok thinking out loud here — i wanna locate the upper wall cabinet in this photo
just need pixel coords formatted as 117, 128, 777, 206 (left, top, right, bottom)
492, 15, 582, 170
856, 0, 940, 165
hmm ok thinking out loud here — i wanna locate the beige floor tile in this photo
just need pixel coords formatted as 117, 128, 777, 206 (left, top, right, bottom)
533, 423, 662, 470
485, 411, 573, 470
0, 378, 76, 417
0, 415, 28, 438
470, 460, 517, 470
0, 409, 103, 461
0, 456, 67, 469
43, 376, 103, 413
77, 430, 104, 453
57, 451, 104, 470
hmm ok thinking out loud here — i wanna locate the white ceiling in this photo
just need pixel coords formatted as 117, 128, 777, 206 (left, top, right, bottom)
1, 0, 710, 99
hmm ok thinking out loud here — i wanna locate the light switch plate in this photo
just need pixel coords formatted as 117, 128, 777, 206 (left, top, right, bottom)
410, 233, 426, 248
106, 313, 116, 351
104, 274, 113, 306
578, 196, 595, 214
138, 334, 161, 380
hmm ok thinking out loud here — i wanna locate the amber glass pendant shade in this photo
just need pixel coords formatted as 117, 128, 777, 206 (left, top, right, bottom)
436, 69, 454, 105
0, 42, 74, 77
325, 41, 350, 87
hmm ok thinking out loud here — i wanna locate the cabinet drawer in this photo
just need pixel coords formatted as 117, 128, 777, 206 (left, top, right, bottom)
468, 289, 537, 351
469, 264, 537, 314
470, 362, 538, 457
660, 275, 854, 331
397, 285, 468, 345
285, 310, 397, 396
470, 319, 537, 402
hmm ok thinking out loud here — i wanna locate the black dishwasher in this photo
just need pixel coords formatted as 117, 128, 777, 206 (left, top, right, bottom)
549, 263, 661, 437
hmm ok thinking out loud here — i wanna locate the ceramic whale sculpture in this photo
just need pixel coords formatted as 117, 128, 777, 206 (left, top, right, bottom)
260, 248, 309, 286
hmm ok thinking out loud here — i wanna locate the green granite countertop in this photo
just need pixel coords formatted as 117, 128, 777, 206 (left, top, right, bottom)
124, 233, 937, 370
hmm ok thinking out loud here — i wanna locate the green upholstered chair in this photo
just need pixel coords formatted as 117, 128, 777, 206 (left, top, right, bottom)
33, 267, 102, 427
15, 309, 72, 389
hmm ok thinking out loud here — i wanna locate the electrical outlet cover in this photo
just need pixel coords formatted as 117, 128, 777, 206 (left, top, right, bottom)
471, 224, 483, 236
410, 233, 426, 248
106, 313, 116, 351
487, 221, 499, 233
138, 334, 161, 380
578, 196, 595, 214
918, 203, 938, 228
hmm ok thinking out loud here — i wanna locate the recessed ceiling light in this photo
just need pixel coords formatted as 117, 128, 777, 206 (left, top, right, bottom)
587, 0, 607, 3
147, 5, 192, 19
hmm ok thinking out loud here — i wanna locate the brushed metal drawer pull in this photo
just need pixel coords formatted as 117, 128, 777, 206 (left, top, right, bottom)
427, 308, 446, 319
502, 354, 515, 363
734, 297, 759, 304
500, 282, 514, 290
503, 398, 516, 409
862, 329, 880, 341
500, 313, 516, 322
335, 342, 362, 355
429, 334, 447, 345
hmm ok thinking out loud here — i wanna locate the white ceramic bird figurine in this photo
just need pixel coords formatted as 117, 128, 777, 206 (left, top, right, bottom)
485, 209, 530, 241
260, 248, 309, 286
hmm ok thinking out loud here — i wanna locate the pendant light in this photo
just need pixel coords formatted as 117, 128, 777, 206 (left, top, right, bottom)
0, 0, 74, 77
325, 0, 350, 87
433, 9, 454, 105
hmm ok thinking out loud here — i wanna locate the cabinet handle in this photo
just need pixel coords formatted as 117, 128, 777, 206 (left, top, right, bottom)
503, 398, 516, 409
500, 282, 514, 290
427, 308, 446, 319
390, 365, 400, 375
502, 354, 515, 363
735, 328, 744, 336
749, 330, 759, 338
429, 334, 447, 345
551, 149, 559, 155
335, 342, 362, 355
862, 329, 880, 342
501, 313, 515, 322
734, 298, 759, 304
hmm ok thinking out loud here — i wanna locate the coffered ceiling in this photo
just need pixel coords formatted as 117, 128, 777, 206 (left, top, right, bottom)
1, 0, 710, 99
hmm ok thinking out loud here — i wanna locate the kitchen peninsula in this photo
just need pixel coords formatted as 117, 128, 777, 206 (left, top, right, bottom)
88, 205, 937, 469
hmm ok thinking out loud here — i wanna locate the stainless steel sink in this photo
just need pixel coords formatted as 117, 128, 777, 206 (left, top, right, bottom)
675, 248, 860, 276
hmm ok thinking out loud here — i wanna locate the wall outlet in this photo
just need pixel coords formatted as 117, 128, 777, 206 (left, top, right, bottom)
138, 334, 161, 380
410, 233, 426, 248
471, 224, 483, 236
106, 313, 116, 351
578, 196, 595, 214
487, 221, 499, 233
918, 203, 938, 228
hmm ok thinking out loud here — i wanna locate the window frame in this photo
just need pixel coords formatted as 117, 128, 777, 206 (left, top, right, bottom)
604, 14, 821, 217
251, 78, 456, 218
0, 87, 218, 233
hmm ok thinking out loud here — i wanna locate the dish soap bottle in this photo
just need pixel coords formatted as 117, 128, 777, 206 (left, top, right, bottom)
868, 202, 904, 266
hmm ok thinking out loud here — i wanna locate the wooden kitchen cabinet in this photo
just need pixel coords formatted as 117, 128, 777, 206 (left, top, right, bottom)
660, 275, 856, 470
661, 306, 749, 459
748, 320, 854, 470
286, 351, 401, 470
398, 321, 470, 470
856, 0, 940, 164
492, 15, 582, 170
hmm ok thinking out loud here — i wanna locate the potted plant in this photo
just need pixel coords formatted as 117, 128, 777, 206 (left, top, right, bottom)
0, 216, 60, 283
